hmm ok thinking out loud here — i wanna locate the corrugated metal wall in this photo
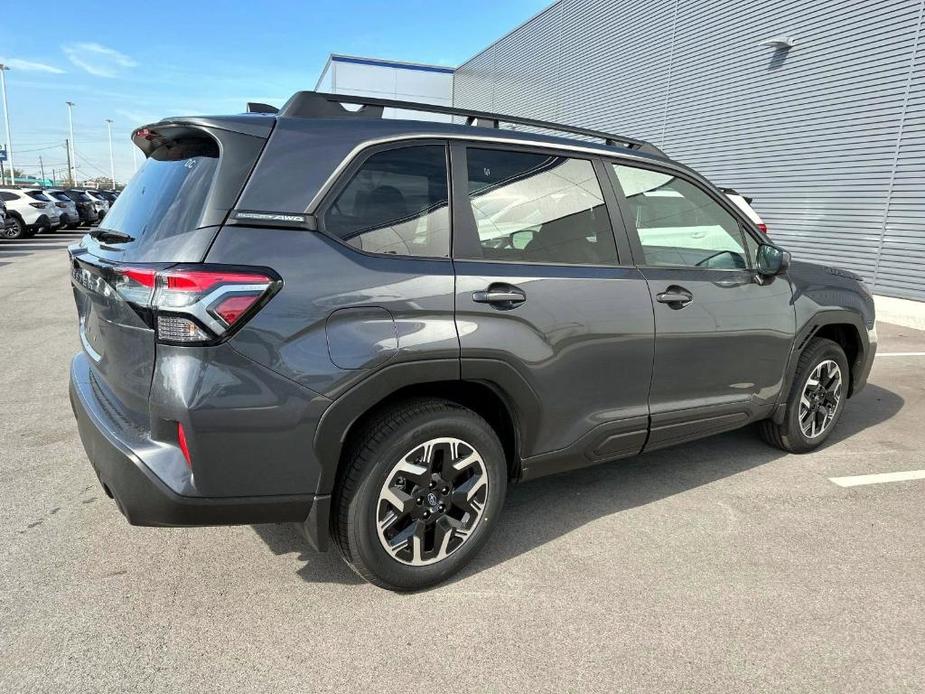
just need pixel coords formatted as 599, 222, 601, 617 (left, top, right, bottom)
453, 0, 925, 300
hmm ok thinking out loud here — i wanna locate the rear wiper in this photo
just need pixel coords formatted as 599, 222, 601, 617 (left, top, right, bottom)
89, 228, 135, 244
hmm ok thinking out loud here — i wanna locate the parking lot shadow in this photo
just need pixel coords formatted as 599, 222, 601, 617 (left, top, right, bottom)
253, 383, 902, 587
250, 522, 365, 584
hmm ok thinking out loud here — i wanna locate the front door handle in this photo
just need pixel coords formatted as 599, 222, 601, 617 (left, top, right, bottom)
656, 285, 693, 309
472, 283, 526, 309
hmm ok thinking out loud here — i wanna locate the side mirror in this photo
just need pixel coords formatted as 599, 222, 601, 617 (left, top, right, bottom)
756, 244, 791, 277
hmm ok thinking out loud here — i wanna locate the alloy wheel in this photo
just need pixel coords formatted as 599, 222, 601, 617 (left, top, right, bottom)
376, 437, 489, 566
799, 359, 843, 438
3, 218, 24, 239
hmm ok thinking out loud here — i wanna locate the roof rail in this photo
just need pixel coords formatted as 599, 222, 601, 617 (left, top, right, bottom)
275, 91, 664, 156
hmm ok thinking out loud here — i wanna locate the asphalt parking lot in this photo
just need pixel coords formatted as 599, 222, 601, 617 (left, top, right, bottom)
1, 232, 923, 693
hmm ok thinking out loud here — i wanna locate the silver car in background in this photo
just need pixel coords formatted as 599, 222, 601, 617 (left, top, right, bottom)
84, 189, 111, 219
44, 189, 82, 230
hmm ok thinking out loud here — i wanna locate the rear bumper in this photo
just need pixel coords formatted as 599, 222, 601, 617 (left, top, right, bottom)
69, 353, 318, 528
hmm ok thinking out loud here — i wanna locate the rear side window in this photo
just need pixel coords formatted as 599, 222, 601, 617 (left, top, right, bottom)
0, 192, 17, 201
322, 145, 450, 258
460, 148, 617, 265
100, 139, 219, 240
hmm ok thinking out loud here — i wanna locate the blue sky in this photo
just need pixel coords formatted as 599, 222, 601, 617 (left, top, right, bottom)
0, 0, 546, 183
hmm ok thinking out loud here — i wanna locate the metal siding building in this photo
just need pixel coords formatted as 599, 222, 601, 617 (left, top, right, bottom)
453, 0, 925, 300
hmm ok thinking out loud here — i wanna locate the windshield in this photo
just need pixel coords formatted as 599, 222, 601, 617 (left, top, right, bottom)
99, 139, 219, 242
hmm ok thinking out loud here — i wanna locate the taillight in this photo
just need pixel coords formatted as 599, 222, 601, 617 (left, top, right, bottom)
109, 264, 279, 345
757, 223, 768, 234
29, 202, 46, 209
56, 202, 68, 208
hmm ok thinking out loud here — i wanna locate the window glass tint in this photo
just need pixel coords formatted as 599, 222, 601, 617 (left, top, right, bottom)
101, 140, 219, 240
26, 191, 51, 202
51, 192, 71, 202
464, 149, 616, 265
323, 145, 449, 258
614, 164, 750, 269
0, 192, 17, 201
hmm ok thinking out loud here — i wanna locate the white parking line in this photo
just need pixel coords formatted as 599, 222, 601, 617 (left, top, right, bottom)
830, 470, 925, 487
877, 352, 925, 357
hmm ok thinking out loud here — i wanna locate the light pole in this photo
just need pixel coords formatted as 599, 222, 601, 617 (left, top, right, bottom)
105, 118, 115, 189
0, 64, 14, 185
66, 101, 76, 185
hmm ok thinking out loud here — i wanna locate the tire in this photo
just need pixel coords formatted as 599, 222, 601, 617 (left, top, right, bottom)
760, 337, 849, 453
333, 398, 507, 591
3, 216, 27, 240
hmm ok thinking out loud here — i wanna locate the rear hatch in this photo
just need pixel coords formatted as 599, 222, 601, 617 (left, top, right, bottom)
25, 190, 55, 216
69, 117, 273, 425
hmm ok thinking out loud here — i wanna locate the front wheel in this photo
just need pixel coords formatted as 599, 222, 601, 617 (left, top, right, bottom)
333, 398, 507, 591
3, 216, 27, 240
760, 337, 849, 453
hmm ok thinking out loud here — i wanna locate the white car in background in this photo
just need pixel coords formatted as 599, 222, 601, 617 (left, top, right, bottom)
722, 188, 768, 234
0, 187, 58, 238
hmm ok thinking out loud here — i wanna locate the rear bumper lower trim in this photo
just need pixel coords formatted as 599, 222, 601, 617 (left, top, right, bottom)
69, 354, 316, 528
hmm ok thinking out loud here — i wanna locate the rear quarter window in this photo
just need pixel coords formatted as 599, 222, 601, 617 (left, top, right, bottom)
321, 145, 450, 258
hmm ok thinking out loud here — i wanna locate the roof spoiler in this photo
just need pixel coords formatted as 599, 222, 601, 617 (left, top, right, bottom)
246, 102, 279, 114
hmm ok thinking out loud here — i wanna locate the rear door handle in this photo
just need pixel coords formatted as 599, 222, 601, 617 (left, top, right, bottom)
656, 285, 693, 308
472, 284, 526, 309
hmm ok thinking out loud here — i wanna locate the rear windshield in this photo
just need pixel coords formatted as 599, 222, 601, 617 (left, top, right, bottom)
51, 192, 71, 202
67, 191, 92, 202
26, 191, 52, 202
100, 140, 219, 241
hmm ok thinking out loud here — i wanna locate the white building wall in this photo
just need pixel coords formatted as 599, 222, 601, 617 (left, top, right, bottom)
316, 55, 454, 122
453, 0, 925, 301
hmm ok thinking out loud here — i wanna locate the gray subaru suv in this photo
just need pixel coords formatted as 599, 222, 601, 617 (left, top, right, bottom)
68, 92, 877, 590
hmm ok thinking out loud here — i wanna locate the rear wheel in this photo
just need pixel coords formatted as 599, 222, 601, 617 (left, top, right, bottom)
333, 398, 507, 591
760, 337, 849, 453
